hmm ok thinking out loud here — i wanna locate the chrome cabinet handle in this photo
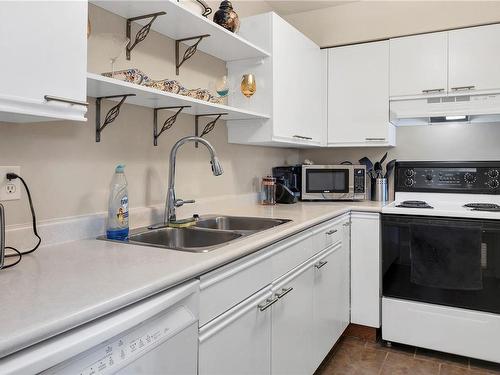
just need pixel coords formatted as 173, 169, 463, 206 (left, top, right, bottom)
0, 204, 5, 270
258, 296, 279, 311
343, 222, 351, 227
326, 229, 338, 235
275, 287, 294, 299
315, 260, 328, 269
44, 95, 89, 107
422, 88, 445, 94
293, 135, 313, 140
365, 138, 386, 141
451, 85, 475, 91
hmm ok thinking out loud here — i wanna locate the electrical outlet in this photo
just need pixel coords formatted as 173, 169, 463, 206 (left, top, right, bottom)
0, 166, 21, 201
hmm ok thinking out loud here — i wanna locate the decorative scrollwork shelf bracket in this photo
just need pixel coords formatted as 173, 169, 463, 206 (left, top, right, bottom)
95, 94, 136, 142
175, 34, 210, 75
126, 11, 167, 60
194, 113, 227, 148
153, 106, 191, 146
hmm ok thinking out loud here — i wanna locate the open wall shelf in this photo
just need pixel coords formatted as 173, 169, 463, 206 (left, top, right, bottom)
87, 73, 270, 120
91, 0, 270, 62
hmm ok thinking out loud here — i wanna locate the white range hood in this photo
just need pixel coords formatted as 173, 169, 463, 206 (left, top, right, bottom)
390, 92, 500, 126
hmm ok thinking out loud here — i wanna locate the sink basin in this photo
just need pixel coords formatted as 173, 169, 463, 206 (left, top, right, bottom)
195, 215, 291, 232
127, 227, 242, 253
99, 215, 292, 253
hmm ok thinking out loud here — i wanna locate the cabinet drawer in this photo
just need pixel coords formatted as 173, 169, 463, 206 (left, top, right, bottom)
199, 230, 313, 326
199, 251, 273, 327
270, 232, 314, 280
311, 215, 347, 253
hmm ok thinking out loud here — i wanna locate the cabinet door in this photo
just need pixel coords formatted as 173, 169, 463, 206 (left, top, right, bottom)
199, 288, 272, 375
272, 264, 314, 375
389, 32, 448, 97
448, 24, 500, 93
350, 212, 381, 328
312, 239, 349, 370
328, 41, 394, 146
273, 14, 323, 145
0, 1, 87, 122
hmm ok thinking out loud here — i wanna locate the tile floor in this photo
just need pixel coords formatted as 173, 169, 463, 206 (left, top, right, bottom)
315, 336, 500, 375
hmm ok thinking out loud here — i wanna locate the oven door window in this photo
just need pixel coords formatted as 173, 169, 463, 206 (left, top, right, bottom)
382, 214, 500, 314
306, 169, 349, 193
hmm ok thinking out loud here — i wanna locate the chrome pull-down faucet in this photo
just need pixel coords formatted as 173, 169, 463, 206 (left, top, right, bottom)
164, 136, 223, 225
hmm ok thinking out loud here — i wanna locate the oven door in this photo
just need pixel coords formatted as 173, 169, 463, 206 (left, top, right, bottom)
301, 166, 353, 200
382, 214, 500, 314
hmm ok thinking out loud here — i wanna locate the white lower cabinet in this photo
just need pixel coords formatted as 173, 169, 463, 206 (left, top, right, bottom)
350, 212, 381, 328
312, 241, 350, 368
199, 214, 354, 375
272, 263, 315, 375
198, 288, 272, 375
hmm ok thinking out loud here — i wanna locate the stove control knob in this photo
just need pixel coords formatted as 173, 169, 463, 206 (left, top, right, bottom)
405, 169, 415, 178
464, 173, 476, 184
425, 174, 433, 181
405, 178, 414, 187
488, 169, 499, 178
488, 179, 499, 189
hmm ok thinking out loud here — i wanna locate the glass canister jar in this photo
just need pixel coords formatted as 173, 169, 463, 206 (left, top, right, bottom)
261, 176, 276, 205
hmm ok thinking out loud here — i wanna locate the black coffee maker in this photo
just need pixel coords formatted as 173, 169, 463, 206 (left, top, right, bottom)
272, 166, 302, 204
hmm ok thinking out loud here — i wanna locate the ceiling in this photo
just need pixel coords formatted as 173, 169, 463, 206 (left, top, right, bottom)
264, 1, 355, 15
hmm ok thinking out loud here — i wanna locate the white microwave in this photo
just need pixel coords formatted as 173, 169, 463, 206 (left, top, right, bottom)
301, 165, 367, 201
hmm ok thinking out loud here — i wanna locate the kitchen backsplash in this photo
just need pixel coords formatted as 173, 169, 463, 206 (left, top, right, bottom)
301, 124, 500, 167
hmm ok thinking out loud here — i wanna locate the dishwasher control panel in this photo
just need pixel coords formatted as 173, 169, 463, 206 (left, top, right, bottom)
45, 306, 196, 375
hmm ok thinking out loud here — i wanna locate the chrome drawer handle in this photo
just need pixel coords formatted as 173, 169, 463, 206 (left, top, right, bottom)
293, 135, 313, 140
343, 222, 350, 227
275, 287, 294, 299
44, 95, 89, 107
258, 296, 279, 311
315, 260, 328, 269
365, 137, 386, 141
326, 229, 338, 235
0, 204, 4, 270
422, 88, 445, 93
451, 85, 475, 91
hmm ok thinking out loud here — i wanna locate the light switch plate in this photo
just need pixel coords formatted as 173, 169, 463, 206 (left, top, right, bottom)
0, 166, 21, 201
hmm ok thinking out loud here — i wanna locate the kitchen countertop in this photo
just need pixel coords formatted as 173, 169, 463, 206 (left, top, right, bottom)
0, 200, 384, 358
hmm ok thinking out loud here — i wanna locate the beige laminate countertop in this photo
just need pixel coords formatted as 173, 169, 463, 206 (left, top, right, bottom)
0, 201, 384, 358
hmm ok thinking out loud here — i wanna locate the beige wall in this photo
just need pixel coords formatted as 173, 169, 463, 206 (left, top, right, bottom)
285, 1, 500, 47
0, 4, 297, 226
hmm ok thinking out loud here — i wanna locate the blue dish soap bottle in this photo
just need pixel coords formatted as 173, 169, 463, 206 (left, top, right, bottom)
106, 164, 129, 240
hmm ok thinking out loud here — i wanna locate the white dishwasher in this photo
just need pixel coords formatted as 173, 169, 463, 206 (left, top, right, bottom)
0, 280, 199, 375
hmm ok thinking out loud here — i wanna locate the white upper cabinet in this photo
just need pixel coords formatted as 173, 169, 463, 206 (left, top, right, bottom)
272, 14, 324, 144
327, 41, 395, 147
448, 24, 500, 93
227, 12, 325, 147
0, 1, 88, 123
390, 24, 500, 99
389, 32, 448, 97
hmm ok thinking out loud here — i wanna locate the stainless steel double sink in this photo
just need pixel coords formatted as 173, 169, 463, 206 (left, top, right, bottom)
101, 215, 291, 253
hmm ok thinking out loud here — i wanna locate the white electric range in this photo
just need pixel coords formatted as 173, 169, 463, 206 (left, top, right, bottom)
381, 161, 500, 364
